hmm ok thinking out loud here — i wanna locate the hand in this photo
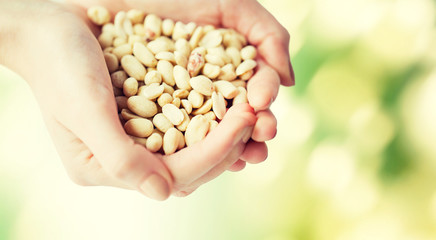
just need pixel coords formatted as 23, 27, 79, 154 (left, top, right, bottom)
0, 0, 293, 199
69, 0, 295, 193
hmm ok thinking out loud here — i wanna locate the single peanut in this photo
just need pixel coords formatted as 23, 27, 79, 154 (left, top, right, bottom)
104, 52, 119, 73
172, 97, 181, 108
87, 6, 111, 26
188, 90, 204, 108
146, 133, 163, 152
190, 75, 214, 96
111, 70, 128, 88
133, 42, 157, 67
138, 83, 164, 100
236, 59, 257, 76
113, 43, 132, 60
187, 52, 205, 77
185, 115, 210, 146
233, 86, 248, 105
240, 45, 257, 60
121, 108, 142, 121
202, 63, 220, 79
144, 70, 162, 85
157, 60, 175, 86
155, 51, 176, 64
176, 109, 190, 131
212, 91, 226, 120
192, 98, 213, 115
144, 14, 162, 40
157, 93, 173, 107
162, 103, 184, 125
127, 96, 158, 118
123, 77, 139, 97
153, 113, 174, 133
126, 9, 145, 24
121, 55, 146, 80
181, 99, 193, 114
213, 80, 238, 99
200, 30, 222, 48
162, 19, 175, 37
163, 128, 181, 155
124, 118, 153, 138
218, 64, 237, 81
173, 65, 191, 90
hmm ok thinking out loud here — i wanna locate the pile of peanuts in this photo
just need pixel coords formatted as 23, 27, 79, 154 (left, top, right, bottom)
88, 6, 257, 155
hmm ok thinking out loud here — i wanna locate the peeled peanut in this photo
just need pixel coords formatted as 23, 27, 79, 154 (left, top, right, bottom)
172, 21, 189, 41
162, 103, 184, 125
203, 111, 217, 121
144, 70, 162, 85
241, 45, 257, 60
231, 80, 247, 88
236, 59, 257, 76
173, 89, 190, 99
121, 55, 146, 80
190, 75, 214, 96
240, 69, 254, 81
188, 90, 204, 108
87, 6, 111, 26
114, 11, 127, 38
173, 65, 191, 90
202, 63, 220, 79
127, 96, 158, 118
205, 54, 225, 67
98, 32, 114, 49
213, 80, 238, 99
185, 115, 210, 146
146, 133, 163, 152
123, 18, 134, 36
233, 86, 248, 105
175, 39, 191, 57
192, 98, 213, 115
127, 9, 145, 24
133, 42, 157, 67
157, 60, 175, 86
218, 64, 237, 81
153, 113, 174, 133
212, 92, 226, 120
174, 51, 188, 68
155, 51, 176, 64
157, 93, 173, 107
200, 30, 222, 48
147, 38, 171, 54
113, 37, 127, 47
144, 14, 162, 40
121, 108, 141, 121
176, 109, 190, 131
124, 118, 153, 138
189, 26, 204, 49
162, 82, 175, 95
113, 43, 132, 60
123, 77, 139, 97
138, 83, 164, 100
162, 19, 175, 36
163, 128, 181, 155
181, 99, 192, 114
104, 53, 119, 73
111, 70, 128, 88
172, 97, 181, 108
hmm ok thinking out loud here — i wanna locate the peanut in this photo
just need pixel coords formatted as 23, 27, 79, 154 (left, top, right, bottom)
212, 92, 226, 120
146, 133, 163, 152
138, 83, 164, 100
127, 96, 158, 118
213, 80, 238, 99
236, 59, 257, 76
133, 42, 157, 67
157, 60, 175, 86
173, 65, 191, 90
162, 19, 175, 37
176, 109, 190, 132
104, 53, 119, 73
192, 99, 213, 115
124, 118, 153, 138
121, 55, 146, 80
162, 103, 184, 125
163, 128, 181, 155
123, 77, 139, 97
240, 45, 257, 60
153, 113, 173, 133
157, 93, 173, 107
190, 75, 214, 96
185, 115, 210, 146
188, 90, 204, 108
87, 6, 111, 26
144, 70, 162, 85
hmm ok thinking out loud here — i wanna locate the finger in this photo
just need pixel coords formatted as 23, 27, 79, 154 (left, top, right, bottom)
240, 140, 268, 164
247, 59, 280, 111
252, 109, 277, 142
227, 159, 247, 172
174, 141, 246, 195
163, 104, 256, 188
221, 0, 294, 86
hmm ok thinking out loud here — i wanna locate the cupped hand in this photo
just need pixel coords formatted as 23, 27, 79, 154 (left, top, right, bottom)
0, 0, 293, 199
69, 0, 294, 192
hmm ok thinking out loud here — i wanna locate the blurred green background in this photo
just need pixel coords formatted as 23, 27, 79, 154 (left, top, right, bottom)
1, 0, 436, 239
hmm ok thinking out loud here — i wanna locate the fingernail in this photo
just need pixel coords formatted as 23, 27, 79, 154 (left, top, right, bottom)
140, 174, 170, 201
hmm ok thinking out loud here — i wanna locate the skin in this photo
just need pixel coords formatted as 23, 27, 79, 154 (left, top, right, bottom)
0, 0, 294, 200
